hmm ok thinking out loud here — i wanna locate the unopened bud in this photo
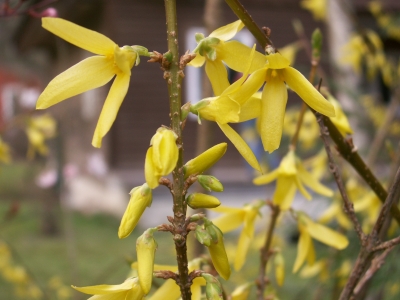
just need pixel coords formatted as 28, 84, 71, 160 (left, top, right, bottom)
204, 219, 219, 243
311, 28, 322, 61
190, 213, 205, 222
195, 225, 212, 247
187, 193, 221, 209
118, 183, 152, 239
136, 228, 158, 294
184, 143, 227, 178
202, 273, 223, 300
197, 175, 224, 192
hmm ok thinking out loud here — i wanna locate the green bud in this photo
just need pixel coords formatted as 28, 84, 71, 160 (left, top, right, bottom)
197, 175, 224, 192
311, 28, 322, 61
184, 143, 227, 178
202, 273, 223, 300
204, 219, 219, 244
195, 225, 212, 247
190, 214, 205, 222
181, 102, 191, 121
163, 51, 173, 63
195, 32, 205, 43
187, 193, 221, 209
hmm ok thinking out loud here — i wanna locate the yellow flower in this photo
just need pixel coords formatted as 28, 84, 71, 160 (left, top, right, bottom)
211, 200, 264, 271
137, 259, 206, 300
136, 228, 157, 294
189, 20, 266, 95
300, 0, 327, 21
253, 150, 333, 210
25, 114, 56, 159
72, 277, 145, 300
145, 128, 178, 189
37, 18, 148, 148
293, 213, 349, 273
237, 52, 335, 152
118, 183, 152, 239
191, 46, 262, 171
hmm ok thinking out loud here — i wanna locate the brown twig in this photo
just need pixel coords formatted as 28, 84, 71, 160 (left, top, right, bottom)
257, 200, 280, 300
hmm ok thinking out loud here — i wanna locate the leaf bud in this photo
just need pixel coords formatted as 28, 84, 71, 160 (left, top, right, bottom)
187, 193, 221, 209
202, 273, 223, 300
136, 228, 158, 294
195, 225, 212, 247
184, 143, 227, 178
118, 183, 152, 239
197, 175, 224, 192
181, 102, 191, 121
311, 28, 322, 61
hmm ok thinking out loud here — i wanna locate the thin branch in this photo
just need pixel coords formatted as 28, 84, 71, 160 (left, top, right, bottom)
257, 201, 280, 300
372, 236, 400, 252
315, 112, 365, 241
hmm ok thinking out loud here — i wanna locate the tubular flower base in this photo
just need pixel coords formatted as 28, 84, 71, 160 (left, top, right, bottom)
253, 150, 333, 210
36, 17, 148, 148
189, 20, 266, 95
210, 200, 264, 271
72, 277, 145, 300
293, 213, 349, 273
237, 52, 335, 152
145, 128, 179, 189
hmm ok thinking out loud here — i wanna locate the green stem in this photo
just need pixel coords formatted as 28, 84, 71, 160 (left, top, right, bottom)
164, 0, 191, 299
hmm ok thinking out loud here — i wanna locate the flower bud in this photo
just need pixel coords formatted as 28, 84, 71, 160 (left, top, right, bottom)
206, 223, 231, 280
187, 193, 221, 209
311, 28, 322, 61
197, 175, 224, 192
202, 273, 223, 300
136, 228, 158, 294
145, 128, 178, 189
195, 225, 212, 247
204, 219, 219, 243
118, 184, 152, 239
184, 143, 227, 178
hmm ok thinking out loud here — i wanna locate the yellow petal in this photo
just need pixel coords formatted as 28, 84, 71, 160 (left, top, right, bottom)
294, 175, 312, 200
230, 67, 266, 106
297, 163, 334, 197
208, 228, 231, 280
234, 230, 251, 271
198, 96, 240, 124
212, 211, 245, 233
145, 147, 161, 189
304, 218, 349, 250
267, 53, 290, 69
205, 60, 230, 96
42, 18, 116, 56
188, 53, 206, 67
253, 169, 279, 185
37, 56, 115, 109
283, 67, 335, 117
273, 176, 297, 210
147, 279, 180, 300
260, 76, 288, 152
243, 208, 258, 237
218, 123, 261, 172
191, 280, 202, 300
92, 73, 130, 148
209, 20, 244, 41
72, 278, 135, 295
220, 41, 267, 73
293, 230, 311, 273
238, 96, 261, 122
154, 128, 179, 175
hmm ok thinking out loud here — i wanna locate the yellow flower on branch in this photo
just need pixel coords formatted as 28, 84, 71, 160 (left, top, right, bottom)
237, 52, 335, 152
72, 277, 145, 300
36, 18, 148, 148
189, 20, 266, 95
25, 114, 56, 159
293, 212, 349, 273
211, 200, 264, 271
253, 150, 333, 210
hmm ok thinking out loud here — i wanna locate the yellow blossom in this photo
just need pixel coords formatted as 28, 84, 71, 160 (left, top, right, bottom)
300, 0, 327, 21
293, 213, 349, 273
253, 150, 333, 210
36, 18, 148, 148
145, 128, 178, 189
189, 20, 266, 95
236, 52, 335, 152
72, 277, 145, 300
25, 114, 56, 159
211, 200, 264, 271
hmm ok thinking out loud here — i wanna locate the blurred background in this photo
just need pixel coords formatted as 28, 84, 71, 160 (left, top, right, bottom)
0, 0, 400, 299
